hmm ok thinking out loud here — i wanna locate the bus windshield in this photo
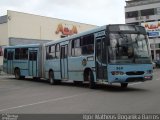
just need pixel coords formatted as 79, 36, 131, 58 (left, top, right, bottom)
109, 33, 151, 64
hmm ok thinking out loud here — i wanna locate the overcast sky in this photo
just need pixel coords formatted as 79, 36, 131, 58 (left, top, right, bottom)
0, 0, 126, 26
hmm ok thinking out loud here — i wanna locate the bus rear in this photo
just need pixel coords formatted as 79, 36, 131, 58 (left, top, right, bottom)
3, 44, 43, 79
107, 25, 153, 88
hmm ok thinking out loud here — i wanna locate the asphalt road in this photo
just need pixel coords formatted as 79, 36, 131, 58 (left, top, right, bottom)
0, 69, 160, 114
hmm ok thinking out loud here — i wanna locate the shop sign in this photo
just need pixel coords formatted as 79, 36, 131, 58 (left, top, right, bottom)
141, 21, 160, 37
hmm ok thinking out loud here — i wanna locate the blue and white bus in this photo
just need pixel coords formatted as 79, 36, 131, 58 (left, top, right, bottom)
44, 24, 153, 88
3, 24, 153, 88
3, 44, 44, 79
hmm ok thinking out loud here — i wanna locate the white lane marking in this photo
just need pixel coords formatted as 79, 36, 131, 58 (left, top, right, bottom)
129, 82, 142, 86
0, 92, 91, 112
0, 80, 13, 81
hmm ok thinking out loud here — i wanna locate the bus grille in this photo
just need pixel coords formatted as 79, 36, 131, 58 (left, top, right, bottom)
126, 77, 144, 82
126, 71, 144, 75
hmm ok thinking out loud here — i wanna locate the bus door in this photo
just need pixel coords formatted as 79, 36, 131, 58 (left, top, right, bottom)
29, 50, 38, 77
7, 49, 14, 74
96, 37, 108, 81
60, 45, 68, 79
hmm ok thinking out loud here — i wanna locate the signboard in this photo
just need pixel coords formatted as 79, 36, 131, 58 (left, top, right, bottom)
55, 23, 78, 37
157, 7, 160, 15
141, 21, 160, 37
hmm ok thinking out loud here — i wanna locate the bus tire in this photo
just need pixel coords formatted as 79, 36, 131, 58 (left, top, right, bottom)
33, 77, 40, 80
56, 80, 61, 85
14, 68, 21, 80
49, 71, 55, 85
74, 81, 83, 86
20, 76, 25, 79
121, 83, 128, 88
89, 71, 96, 89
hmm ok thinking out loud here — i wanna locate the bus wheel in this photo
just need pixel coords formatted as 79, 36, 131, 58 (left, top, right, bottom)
74, 81, 83, 86
121, 83, 128, 88
33, 77, 40, 80
15, 68, 20, 80
89, 71, 96, 89
20, 76, 25, 79
49, 71, 54, 85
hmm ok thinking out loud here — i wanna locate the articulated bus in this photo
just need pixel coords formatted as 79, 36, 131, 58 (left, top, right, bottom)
3, 24, 153, 88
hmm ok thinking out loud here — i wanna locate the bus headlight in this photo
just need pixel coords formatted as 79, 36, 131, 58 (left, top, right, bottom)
146, 70, 152, 74
111, 71, 124, 75
144, 76, 152, 80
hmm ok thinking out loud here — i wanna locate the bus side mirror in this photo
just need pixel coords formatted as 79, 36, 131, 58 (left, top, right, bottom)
106, 37, 110, 46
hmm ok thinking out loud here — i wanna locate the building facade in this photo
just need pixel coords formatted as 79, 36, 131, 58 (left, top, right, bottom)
0, 10, 96, 65
125, 0, 160, 60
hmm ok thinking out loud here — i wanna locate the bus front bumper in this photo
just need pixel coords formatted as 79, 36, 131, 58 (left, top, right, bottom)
109, 75, 153, 83
108, 64, 153, 83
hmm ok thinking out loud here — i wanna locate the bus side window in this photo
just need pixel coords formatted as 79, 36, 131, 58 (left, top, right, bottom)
71, 40, 75, 56
81, 34, 94, 55
74, 39, 81, 56
21, 48, 28, 59
46, 45, 55, 59
15, 48, 28, 60
4, 49, 7, 59
29, 52, 37, 60
71, 38, 81, 57
46, 46, 50, 59
55, 44, 60, 59
15, 48, 20, 59
68, 40, 72, 57
50, 45, 55, 59
96, 39, 101, 61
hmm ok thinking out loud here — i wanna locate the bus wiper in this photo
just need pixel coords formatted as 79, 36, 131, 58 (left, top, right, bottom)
117, 32, 130, 45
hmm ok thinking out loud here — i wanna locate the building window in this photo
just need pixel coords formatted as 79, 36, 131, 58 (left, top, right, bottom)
155, 43, 160, 49
127, 22, 139, 25
125, 11, 138, 18
141, 9, 155, 16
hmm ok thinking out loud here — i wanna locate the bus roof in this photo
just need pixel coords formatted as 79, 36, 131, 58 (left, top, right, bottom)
45, 24, 144, 46
4, 44, 42, 49
45, 25, 107, 46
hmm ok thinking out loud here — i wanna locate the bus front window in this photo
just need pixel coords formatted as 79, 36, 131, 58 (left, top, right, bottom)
109, 33, 151, 64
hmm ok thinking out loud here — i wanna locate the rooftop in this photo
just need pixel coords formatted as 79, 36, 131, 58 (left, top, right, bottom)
125, 0, 160, 7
